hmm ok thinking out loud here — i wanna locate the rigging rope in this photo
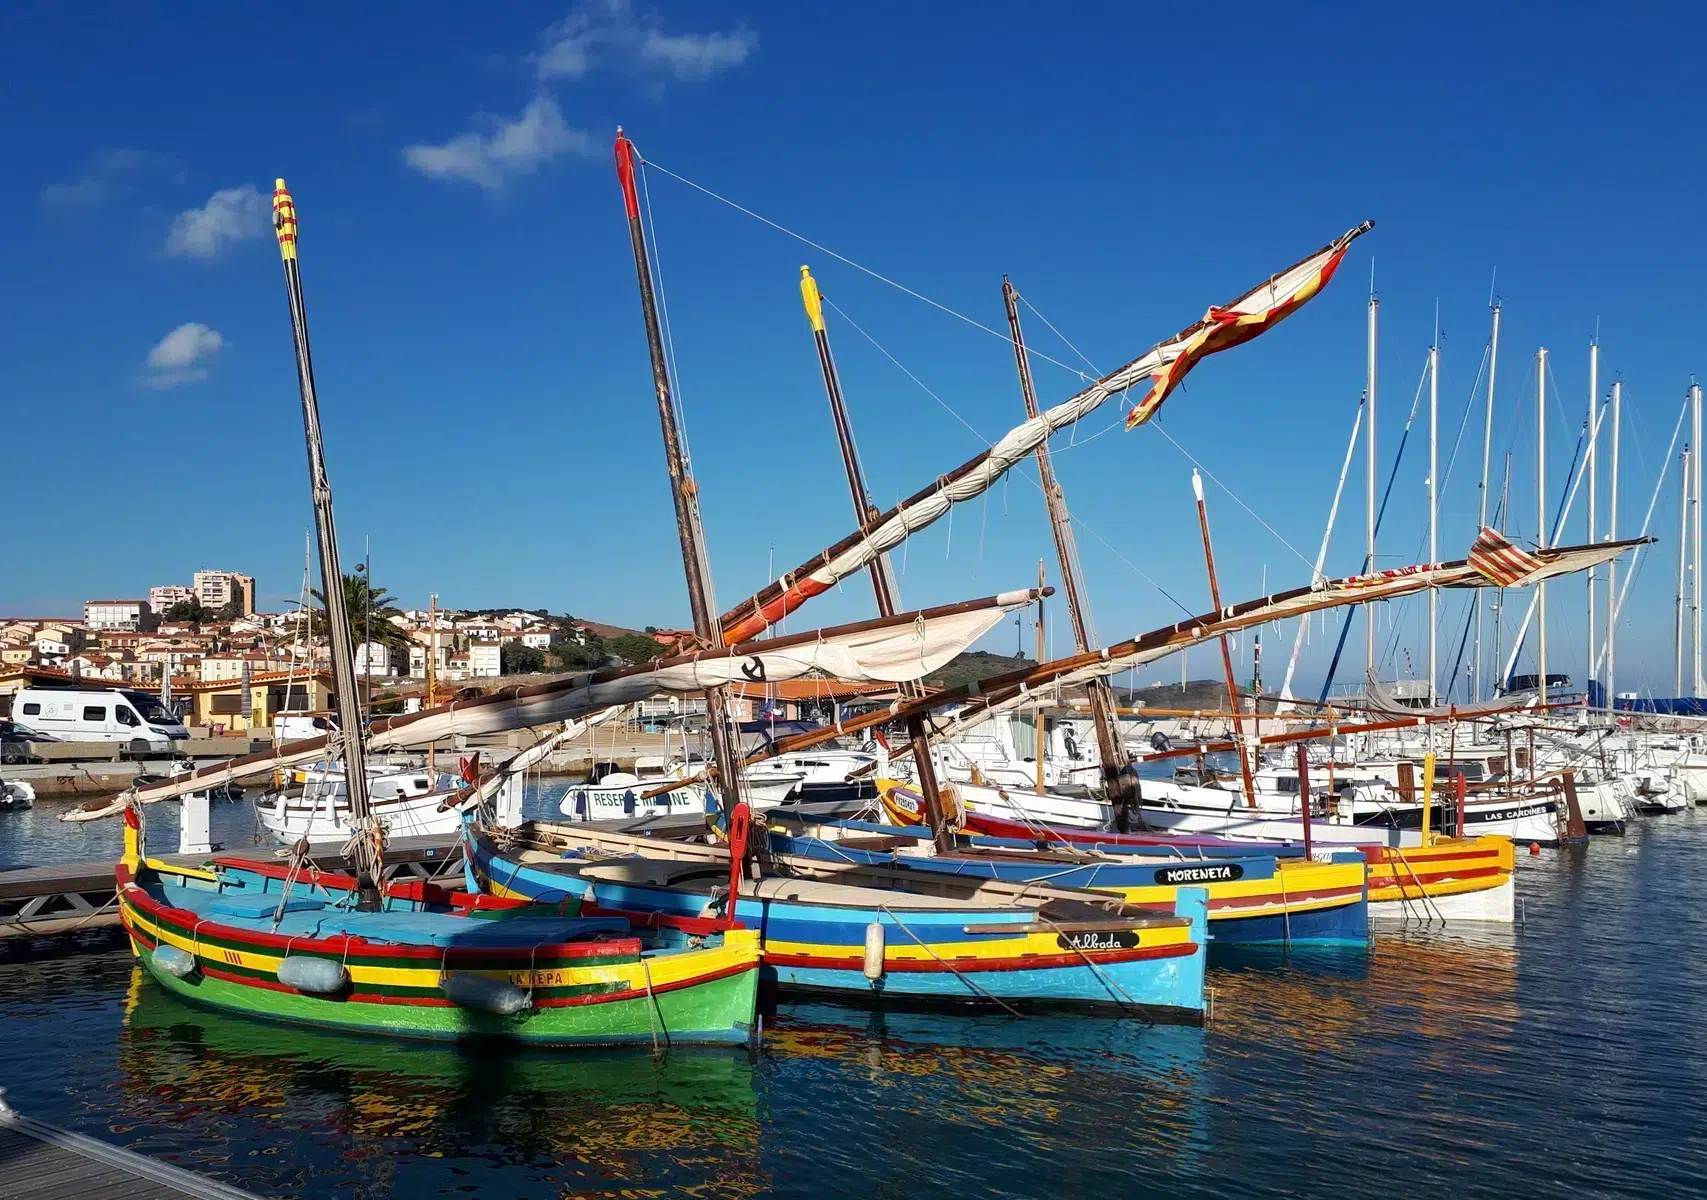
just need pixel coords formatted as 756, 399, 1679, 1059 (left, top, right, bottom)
638, 155, 1092, 380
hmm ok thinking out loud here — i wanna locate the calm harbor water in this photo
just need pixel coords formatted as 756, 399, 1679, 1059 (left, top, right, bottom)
3, 789, 1705, 1197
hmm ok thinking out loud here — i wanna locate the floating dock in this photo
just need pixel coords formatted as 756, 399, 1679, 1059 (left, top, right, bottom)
0, 1090, 255, 1199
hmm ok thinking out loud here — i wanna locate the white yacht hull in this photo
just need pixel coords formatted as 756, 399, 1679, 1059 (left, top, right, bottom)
258, 789, 465, 844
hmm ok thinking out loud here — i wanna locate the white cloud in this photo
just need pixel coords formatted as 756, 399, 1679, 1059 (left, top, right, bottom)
403, 96, 592, 189
535, 0, 754, 83
166, 185, 269, 260
639, 30, 753, 80
142, 322, 223, 389
42, 149, 178, 212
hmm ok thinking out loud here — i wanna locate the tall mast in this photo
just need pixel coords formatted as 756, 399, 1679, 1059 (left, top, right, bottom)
1537, 348, 1548, 705
1000, 278, 1137, 823
1695, 382, 1704, 696
612, 131, 747, 817
270, 179, 380, 901
1428, 338, 1439, 706
1494, 452, 1511, 685
1475, 302, 1500, 701
1193, 471, 1257, 807
1364, 289, 1379, 688
798, 266, 954, 851
1586, 341, 1599, 703
1680, 442, 1691, 697
1606, 380, 1621, 703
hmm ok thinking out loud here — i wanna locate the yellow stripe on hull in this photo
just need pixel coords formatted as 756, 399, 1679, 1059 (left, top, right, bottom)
1090, 858, 1366, 918
1365, 836, 1514, 904
124, 893, 760, 992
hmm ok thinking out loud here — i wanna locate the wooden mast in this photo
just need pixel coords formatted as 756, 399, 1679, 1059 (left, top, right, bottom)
798, 266, 955, 852
612, 131, 748, 824
1001, 279, 1140, 827
270, 179, 382, 904
1192, 470, 1259, 807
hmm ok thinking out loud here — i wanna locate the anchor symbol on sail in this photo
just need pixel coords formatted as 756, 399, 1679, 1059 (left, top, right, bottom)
740, 657, 767, 682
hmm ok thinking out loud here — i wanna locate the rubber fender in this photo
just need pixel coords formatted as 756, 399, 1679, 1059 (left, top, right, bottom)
863, 921, 885, 980
442, 972, 532, 1015
278, 955, 350, 994
151, 944, 197, 979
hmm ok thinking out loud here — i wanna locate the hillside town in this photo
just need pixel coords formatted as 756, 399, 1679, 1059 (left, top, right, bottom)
0, 569, 919, 733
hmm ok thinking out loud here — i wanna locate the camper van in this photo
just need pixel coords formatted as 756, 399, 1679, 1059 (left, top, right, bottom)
12, 688, 188, 757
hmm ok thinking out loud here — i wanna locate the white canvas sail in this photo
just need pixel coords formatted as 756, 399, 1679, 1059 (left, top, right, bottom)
718, 222, 1373, 643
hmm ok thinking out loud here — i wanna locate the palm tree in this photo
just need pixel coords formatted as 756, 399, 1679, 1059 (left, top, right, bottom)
311, 572, 407, 660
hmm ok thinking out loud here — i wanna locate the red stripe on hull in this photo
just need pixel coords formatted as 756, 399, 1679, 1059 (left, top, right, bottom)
127, 922, 756, 1007
763, 942, 1197, 974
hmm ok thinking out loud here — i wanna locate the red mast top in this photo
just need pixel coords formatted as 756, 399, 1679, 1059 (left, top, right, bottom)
614, 127, 640, 220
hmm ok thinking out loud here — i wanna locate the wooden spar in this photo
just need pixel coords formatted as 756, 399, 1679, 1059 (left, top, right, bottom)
613, 130, 747, 820
270, 178, 381, 901
748, 537, 1648, 765
1002, 277, 1137, 824
798, 265, 953, 852
1192, 470, 1258, 808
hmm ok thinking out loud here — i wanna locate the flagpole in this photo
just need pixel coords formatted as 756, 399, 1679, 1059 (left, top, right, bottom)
1538, 348, 1549, 706
1475, 300, 1500, 702
798, 265, 954, 851
1694, 381, 1703, 697
1365, 285, 1379, 691
1679, 442, 1691, 697
1607, 379, 1621, 703
1428, 336, 1439, 707
1586, 340, 1599, 705
1192, 470, 1257, 807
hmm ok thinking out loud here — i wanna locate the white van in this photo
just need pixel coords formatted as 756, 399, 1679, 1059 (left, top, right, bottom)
13, 688, 188, 757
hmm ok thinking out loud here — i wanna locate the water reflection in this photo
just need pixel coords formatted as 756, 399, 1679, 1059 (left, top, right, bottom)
119, 972, 767, 1196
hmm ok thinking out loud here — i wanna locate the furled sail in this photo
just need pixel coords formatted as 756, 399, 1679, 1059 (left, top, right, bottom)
718, 221, 1373, 645
61, 589, 1040, 822
763, 536, 1647, 756
369, 590, 1037, 749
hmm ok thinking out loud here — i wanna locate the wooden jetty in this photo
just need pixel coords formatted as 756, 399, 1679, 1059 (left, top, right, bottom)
0, 1090, 254, 1199
0, 835, 463, 944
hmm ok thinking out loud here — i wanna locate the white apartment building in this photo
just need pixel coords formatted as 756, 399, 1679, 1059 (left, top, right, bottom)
149, 585, 196, 611
354, 642, 394, 676
193, 570, 256, 615
468, 642, 502, 677
84, 599, 154, 632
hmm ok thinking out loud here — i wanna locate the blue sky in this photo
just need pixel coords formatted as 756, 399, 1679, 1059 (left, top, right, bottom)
6, 2, 1706, 697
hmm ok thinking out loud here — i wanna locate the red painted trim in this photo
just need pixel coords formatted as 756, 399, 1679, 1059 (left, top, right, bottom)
614, 133, 640, 220
582, 902, 743, 937
764, 942, 1197, 974
131, 924, 756, 1008
1200, 884, 1366, 911
122, 882, 643, 963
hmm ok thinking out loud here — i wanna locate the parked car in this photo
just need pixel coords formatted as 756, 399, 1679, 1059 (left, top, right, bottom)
0, 719, 59, 765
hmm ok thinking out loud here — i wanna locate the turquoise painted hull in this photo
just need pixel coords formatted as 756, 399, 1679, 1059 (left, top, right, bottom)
471, 835, 1208, 1021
